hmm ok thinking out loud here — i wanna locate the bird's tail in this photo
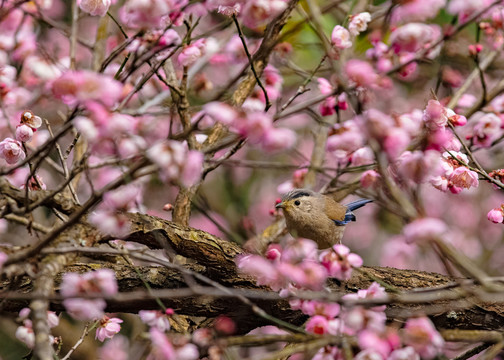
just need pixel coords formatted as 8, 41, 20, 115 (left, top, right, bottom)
345, 199, 373, 211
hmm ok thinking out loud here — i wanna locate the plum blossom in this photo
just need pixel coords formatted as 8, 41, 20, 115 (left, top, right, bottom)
331, 25, 352, 50
178, 39, 206, 67
96, 316, 123, 342
218, 4, 240, 16
306, 315, 330, 335
241, 0, 288, 29
148, 327, 199, 360
319, 244, 363, 280
430, 151, 478, 193
470, 113, 503, 148
354, 349, 383, 360
15, 308, 58, 349
147, 140, 203, 187
348, 12, 371, 36
119, 0, 187, 29
15, 124, 33, 143
391, 0, 446, 24
388, 346, 420, 360
403, 317, 444, 359
344, 59, 378, 88
389, 23, 441, 57
395, 150, 442, 184
360, 170, 381, 189
139, 310, 171, 331
0, 138, 26, 164
449, 166, 479, 189
488, 207, 504, 223
403, 218, 447, 244
98, 335, 129, 360
61, 269, 118, 321
51, 70, 123, 107
77, 0, 115, 16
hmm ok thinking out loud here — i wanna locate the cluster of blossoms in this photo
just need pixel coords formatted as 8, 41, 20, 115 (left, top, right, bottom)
240, 239, 445, 359
202, 100, 297, 152
15, 308, 59, 349
60, 269, 118, 321
0, 110, 41, 165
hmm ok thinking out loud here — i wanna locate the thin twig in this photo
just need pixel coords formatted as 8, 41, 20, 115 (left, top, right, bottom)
232, 14, 271, 112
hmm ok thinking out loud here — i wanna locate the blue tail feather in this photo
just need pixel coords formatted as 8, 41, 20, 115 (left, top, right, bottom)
333, 199, 372, 226
345, 199, 373, 211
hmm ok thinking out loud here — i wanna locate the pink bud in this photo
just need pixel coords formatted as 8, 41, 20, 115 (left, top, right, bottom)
487, 208, 504, 223
16, 124, 34, 142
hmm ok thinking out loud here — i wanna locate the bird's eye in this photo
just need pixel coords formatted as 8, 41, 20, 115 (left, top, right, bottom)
294, 200, 300, 206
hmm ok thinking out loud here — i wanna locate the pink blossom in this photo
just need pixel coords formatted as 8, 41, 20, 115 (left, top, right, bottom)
403, 218, 447, 244
0, 138, 26, 164
96, 316, 123, 342
351, 147, 374, 166
383, 128, 410, 159
390, 23, 441, 56
51, 70, 123, 107
98, 335, 129, 360
277, 261, 328, 290
281, 239, 318, 262
306, 315, 330, 334
295, 300, 340, 319
15, 325, 35, 348
218, 4, 240, 16
391, 0, 446, 24
361, 170, 381, 189
319, 244, 363, 280
349, 12, 371, 36
61, 269, 118, 320
358, 329, 398, 358
344, 59, 378, 88
237, 254, 285, 291
403, 317, 444, 359
15, 124, 33, 143
181, 150, 203, 187
77, 0, 114, 16
488, 207, 504, 223
89, 210, 131, 238
63, 298, 107, 321
241, 0, 288, 29
260, 127, 297, 152
331, 26, 352, 50
203, 101, 238, 125
471, 113, 503, 147
449, 166, 479, 189
119, 0, 185, 29
343, 282, 387, 312
343, 307, 386, 333
149, 327, 175, 359
317, 78, 333, 95
396, 150, 442, 184
447, 0, 493, 22
178, 39, 206, 67
354, 349, 384, 360
139, 310, 171, 331
422, 99, 447, 130
234, 111, 272, 142
388, 346, 420, 360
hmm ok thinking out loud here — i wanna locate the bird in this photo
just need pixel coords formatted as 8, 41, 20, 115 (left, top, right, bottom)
275, 188, 372, 249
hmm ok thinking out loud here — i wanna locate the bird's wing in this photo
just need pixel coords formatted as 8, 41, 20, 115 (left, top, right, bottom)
324, 196, 349, 226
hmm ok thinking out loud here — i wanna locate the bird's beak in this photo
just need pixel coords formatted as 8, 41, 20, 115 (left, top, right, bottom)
275, 202, 285, 209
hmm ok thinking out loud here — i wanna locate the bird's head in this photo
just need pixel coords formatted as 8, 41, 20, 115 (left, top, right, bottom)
275, 189, 317, 218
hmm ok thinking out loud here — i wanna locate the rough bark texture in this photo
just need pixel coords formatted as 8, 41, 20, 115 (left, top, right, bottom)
2, 212, 504, 334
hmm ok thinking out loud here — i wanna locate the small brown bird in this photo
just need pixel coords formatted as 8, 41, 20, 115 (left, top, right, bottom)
275, 189, 372, 249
